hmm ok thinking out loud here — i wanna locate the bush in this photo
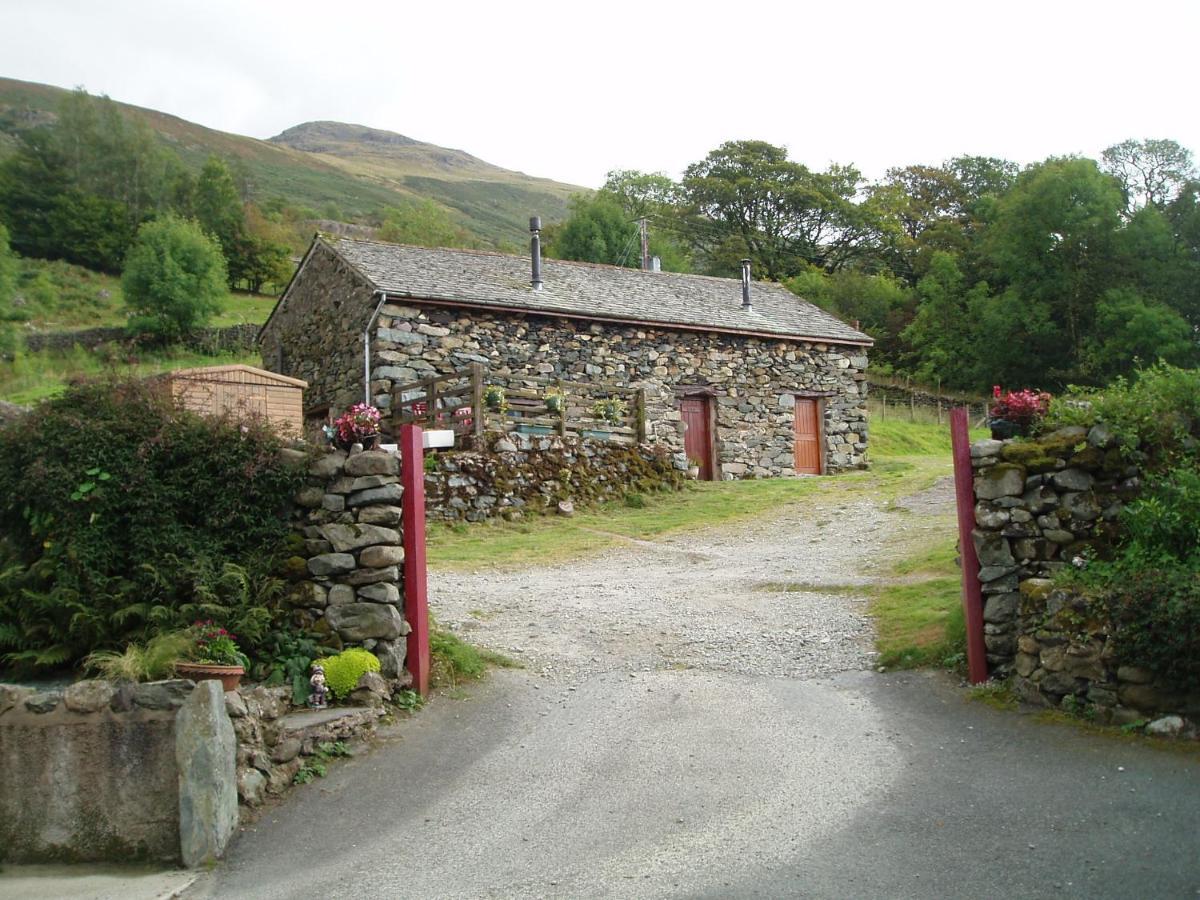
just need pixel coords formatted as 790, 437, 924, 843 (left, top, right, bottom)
313, 648, 381, 699
1093, 564, 1200, 690
122, 214, 227, 341
0, 377, 305, 671
1048, 366, 1200, 689
1045, 363, 1200, 469
1070, 465, 1200, 688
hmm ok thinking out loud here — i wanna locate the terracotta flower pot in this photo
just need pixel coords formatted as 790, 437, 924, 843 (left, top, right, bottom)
176, 662, 245, 692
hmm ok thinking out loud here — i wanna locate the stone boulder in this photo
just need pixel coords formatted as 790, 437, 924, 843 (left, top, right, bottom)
975, 463, 1026, 500
175, 681, 238, 868
344, 451, 399, 477
318, 523, 401, 553
64, 680, 117, 713
324, 603, 405, 642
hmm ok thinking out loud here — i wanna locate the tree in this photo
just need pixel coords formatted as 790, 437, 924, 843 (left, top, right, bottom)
1102, 139, 1196, 211
899, 252, 991, 388
980, 157, 1127, 382
600, 169, 680, 218
122, 215, 226, 340
376, 198, 474, 249
678, 140, 873, 279
0, 224, 18, 358
785, 266, 915, 369
1085, 288, 1197, 378
547, 195, 637, 265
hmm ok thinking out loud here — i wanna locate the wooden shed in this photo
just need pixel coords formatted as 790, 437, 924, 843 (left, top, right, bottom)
163, 365, 307, 435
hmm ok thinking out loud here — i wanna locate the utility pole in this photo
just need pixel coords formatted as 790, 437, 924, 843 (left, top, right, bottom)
639, 217, 649, 270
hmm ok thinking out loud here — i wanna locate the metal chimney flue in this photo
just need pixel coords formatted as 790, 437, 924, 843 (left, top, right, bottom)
740, 258, 752, 310
530, 216, 543, 291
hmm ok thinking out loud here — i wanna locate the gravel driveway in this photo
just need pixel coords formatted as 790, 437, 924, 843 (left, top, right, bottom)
192, 475, 1200, 900
430, 482, 938, 681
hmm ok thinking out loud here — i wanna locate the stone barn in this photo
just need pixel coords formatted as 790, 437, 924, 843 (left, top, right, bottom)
259, 231, 872, 478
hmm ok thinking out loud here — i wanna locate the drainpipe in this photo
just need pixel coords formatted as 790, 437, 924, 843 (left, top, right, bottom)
364, 290, 388, 407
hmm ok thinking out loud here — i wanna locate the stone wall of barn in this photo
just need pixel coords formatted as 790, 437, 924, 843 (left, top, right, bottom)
260, 247, 870, 475
260, 241, 378, 419
366, 303, 868, 476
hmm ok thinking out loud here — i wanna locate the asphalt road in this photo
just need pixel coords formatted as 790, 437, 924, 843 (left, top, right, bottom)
189, 668, 1200, 899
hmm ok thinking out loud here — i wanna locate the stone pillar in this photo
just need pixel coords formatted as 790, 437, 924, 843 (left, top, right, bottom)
291, 448, 409, 680
175, 681, 238, 868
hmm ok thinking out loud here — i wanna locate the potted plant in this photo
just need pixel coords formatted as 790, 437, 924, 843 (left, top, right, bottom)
687, 456, 702, 479
329, 403, 382, 451
987, 386, 1051, 439
591, 397, 628, 425
483, 384, 508, 413
544, 388, 566, 414
176, 620, 250, 691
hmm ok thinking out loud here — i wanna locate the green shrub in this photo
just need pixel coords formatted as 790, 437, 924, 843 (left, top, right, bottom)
314, 648, 381, 699
1045, 363, 1200, 469
1068, 464, 1200, 688
0, 376, 305, 672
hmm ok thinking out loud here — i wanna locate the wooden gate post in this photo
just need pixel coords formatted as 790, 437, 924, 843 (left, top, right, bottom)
399, 424, 430, 696
951, 407, 989, 684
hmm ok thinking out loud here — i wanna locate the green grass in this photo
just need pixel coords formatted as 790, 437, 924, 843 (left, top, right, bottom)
0, 346, 262, 405
430, 627, 520, 688
10, 256, 275, 332
870, 575, 965, 669
428, 477, 824, 570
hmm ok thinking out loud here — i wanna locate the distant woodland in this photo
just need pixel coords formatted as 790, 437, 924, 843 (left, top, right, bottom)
544, 141, 1200, 393
0, 86, 1197, 394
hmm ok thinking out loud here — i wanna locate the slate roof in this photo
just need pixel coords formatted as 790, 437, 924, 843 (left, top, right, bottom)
325, 237, 872, 345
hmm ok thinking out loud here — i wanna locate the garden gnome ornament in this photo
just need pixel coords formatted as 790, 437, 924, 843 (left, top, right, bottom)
309, 663, 329, 709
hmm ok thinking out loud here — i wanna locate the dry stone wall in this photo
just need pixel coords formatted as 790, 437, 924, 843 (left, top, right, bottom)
288, 447, 411, 681
425, 432, 686, 522
968, 425, 1197, 726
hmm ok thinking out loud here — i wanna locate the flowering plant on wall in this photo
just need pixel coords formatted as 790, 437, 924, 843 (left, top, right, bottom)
191, 620, 250, 668
330, 403, 382, 449
988, 386, 1051, 438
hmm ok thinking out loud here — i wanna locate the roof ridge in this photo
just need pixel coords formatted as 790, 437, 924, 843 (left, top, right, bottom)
330, 235, 797, 291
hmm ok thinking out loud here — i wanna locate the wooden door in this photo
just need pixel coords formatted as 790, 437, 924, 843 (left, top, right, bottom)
681, 396, 714, 480
793, 398, 823, 475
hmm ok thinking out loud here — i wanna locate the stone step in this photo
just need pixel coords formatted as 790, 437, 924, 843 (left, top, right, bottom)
277, 706, 380, 748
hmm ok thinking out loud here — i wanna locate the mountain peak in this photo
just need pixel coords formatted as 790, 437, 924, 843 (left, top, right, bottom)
269, 120, 420, 152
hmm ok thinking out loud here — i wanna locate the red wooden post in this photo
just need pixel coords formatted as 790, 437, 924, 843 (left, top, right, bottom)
951, 407, 989, 684
399, 424, 430, 696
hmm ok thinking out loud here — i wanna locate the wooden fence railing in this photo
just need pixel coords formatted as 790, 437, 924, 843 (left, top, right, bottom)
390, 365, 646, 447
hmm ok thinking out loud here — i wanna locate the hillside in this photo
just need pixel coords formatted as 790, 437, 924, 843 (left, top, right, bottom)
0, 77, 582, 246
269, 121, 579, 244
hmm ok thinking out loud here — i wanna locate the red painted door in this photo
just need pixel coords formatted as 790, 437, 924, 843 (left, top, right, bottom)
794, 398, 822, 474
681, 396, 714, 480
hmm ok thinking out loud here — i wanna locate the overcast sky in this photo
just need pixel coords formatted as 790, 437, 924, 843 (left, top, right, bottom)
3, 0, 1198, 188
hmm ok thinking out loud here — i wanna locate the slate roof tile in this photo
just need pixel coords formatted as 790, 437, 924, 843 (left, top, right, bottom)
328, 237, 872, 346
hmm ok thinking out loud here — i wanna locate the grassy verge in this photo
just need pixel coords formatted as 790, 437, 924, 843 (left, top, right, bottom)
430, 627, 520, 689
428, 477, 825, 571
0, 346, 262, 404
